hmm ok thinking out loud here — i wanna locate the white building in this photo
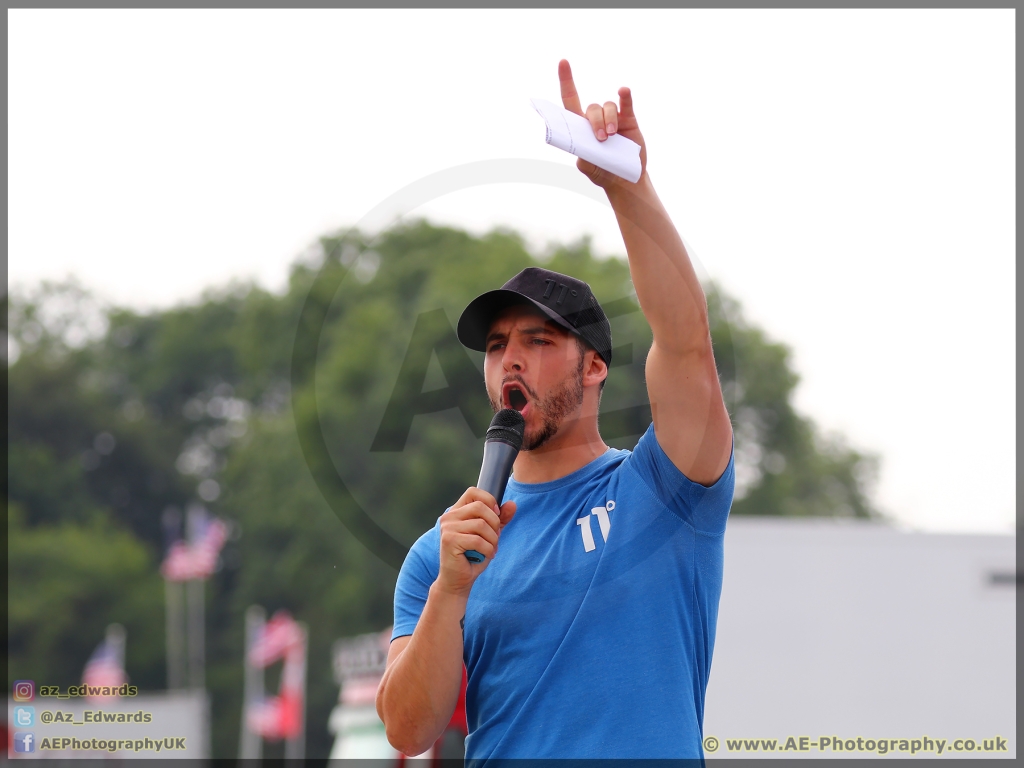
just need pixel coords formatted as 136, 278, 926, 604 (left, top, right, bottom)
704, 517, 1016, 759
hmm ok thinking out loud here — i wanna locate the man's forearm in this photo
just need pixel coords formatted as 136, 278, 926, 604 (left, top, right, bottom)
376, 583, 468, 755
605, 174, 711, 355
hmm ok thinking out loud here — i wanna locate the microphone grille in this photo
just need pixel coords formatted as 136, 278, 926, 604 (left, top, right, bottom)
486, 408, 525, 450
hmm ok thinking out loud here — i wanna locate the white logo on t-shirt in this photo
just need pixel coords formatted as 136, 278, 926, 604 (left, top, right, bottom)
576, 500, 615, 552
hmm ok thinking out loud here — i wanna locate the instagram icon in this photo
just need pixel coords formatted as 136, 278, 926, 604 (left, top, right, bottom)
13, 681, 35, 701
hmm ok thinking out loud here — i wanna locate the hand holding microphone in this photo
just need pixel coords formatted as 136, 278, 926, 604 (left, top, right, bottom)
436, 410, 524, 595
464, 409, 525, 563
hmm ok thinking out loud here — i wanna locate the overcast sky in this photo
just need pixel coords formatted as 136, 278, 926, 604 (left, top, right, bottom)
8, 9, 1015, 533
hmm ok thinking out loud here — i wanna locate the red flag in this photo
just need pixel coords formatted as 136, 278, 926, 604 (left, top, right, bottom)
246, 688, 302, 741
247, 613, 306, 740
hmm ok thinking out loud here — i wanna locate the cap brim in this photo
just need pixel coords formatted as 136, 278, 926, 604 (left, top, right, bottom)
457, 289, 579, 352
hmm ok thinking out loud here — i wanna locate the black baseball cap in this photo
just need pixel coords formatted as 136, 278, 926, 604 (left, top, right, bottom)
457, 267, 612, 367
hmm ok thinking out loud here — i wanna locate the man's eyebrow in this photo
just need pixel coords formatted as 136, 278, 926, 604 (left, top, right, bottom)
518, 325, 557, 336
485, 325, 559, 344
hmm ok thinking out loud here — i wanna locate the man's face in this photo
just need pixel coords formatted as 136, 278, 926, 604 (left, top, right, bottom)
483, 304, 586, 451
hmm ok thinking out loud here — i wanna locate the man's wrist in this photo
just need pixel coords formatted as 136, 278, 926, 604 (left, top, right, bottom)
429, 580, 471, 609
604, 170, 655, 207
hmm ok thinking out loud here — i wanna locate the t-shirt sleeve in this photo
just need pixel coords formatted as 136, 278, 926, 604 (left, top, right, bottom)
391, 521, 441, 642
624, 423, 735, 535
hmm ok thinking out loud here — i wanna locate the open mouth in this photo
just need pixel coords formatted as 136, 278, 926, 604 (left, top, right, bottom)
503, 383, 529, 413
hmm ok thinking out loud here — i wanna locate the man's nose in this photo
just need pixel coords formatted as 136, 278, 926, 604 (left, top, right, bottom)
502, 340, 524, 372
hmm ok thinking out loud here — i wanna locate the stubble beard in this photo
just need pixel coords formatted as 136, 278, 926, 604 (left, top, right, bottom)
489, 355, 585, 452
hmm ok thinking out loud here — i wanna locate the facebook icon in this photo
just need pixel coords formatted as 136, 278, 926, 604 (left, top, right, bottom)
13, 731, 35, 753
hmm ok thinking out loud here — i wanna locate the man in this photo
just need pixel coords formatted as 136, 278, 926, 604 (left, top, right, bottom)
376, 60, 735, 760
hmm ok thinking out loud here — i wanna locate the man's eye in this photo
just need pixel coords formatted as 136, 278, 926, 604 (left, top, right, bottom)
531, 338, 550, 345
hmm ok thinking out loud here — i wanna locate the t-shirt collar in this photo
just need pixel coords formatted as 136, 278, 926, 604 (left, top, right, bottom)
506, 446, 623, 494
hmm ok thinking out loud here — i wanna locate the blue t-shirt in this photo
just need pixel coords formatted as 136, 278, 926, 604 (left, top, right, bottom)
392, 423, 735, 760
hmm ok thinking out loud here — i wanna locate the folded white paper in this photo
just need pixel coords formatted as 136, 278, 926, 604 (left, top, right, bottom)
530, 98, 642, 183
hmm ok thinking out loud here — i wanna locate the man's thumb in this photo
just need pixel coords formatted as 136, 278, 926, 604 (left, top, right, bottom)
499, 500, 517, 528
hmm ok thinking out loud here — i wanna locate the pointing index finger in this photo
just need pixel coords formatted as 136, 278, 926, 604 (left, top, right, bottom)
618, 86, 635, 122
558, 59, 583, 116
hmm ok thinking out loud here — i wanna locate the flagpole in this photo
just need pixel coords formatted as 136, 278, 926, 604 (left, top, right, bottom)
165, 578, 186, 689
186, 505, 207, 691
284, 622, 308, 761
106, 623, 126, 668
162, 506, 187, 691
238, 605, 265, 760
187, 578, 205, 690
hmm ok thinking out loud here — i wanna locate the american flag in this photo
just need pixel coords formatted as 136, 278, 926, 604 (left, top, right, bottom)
82, 634, 127, 700
160, 517, 229, 582
248, 610, 304, 668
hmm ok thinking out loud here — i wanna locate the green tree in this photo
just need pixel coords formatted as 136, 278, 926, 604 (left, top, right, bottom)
7, 503, 165, 690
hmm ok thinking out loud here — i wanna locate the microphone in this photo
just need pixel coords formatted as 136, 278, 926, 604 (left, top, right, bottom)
464, 408, 526, 564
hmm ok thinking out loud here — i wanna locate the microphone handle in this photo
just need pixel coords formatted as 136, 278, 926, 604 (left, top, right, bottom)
465, 440, 519, 564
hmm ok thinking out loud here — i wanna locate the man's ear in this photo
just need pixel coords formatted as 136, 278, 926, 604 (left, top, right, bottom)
582, 349, 608, 388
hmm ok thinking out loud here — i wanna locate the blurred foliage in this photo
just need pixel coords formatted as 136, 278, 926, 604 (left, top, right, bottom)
7, 503, 165, 690
6, 220, 878, 758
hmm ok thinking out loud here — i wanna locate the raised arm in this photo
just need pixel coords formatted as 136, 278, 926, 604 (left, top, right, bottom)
559, 60, 733, 485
